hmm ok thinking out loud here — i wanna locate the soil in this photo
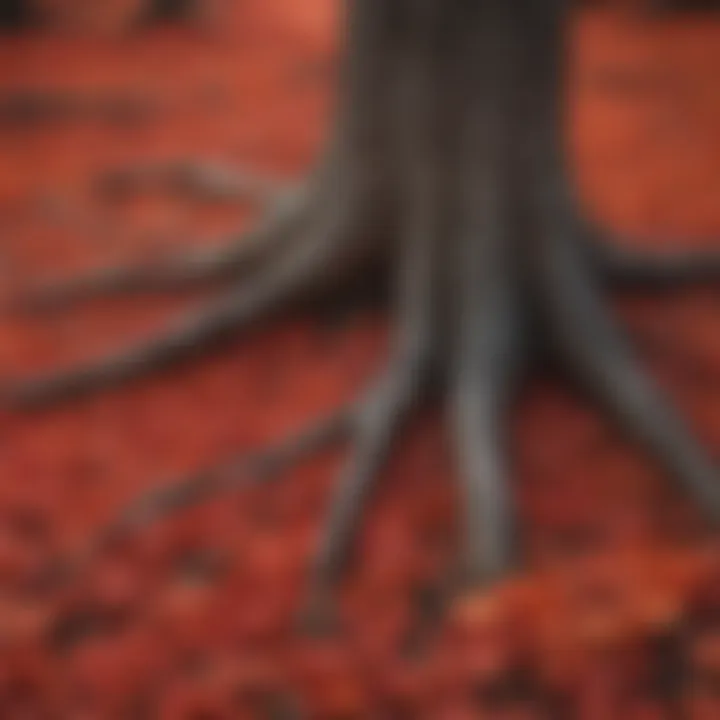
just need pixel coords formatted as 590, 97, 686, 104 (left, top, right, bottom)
0, 2, 719, 717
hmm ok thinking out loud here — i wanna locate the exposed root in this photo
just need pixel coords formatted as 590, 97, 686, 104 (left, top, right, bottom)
301, 351, 428, 633
450, 267, 521, 586
38, 406, 355, 591
588, 227, 720, 290
543, 236, 720, 523
15, 184, 317, 312
5, 173, 383, 408
311, 328, 429, 591
5, 257, 320, 406
98, 159, 283, 202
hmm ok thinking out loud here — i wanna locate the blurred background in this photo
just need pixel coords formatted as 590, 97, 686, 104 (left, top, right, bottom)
0, 1, 720, 717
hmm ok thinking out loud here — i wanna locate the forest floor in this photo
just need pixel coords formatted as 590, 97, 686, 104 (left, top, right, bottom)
1, 2, 720, 717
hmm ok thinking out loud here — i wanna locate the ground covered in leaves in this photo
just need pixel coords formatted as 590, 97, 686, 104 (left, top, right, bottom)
1, 2, 720, 717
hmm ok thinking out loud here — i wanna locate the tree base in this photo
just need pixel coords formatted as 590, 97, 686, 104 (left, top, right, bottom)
5, 0, 720, 623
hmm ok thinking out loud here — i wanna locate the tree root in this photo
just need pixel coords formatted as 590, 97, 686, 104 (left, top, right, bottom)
14, 183, 317, 312
588, 226, 720, 290
36, 406, 355, 592
97, 159, 284, 202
